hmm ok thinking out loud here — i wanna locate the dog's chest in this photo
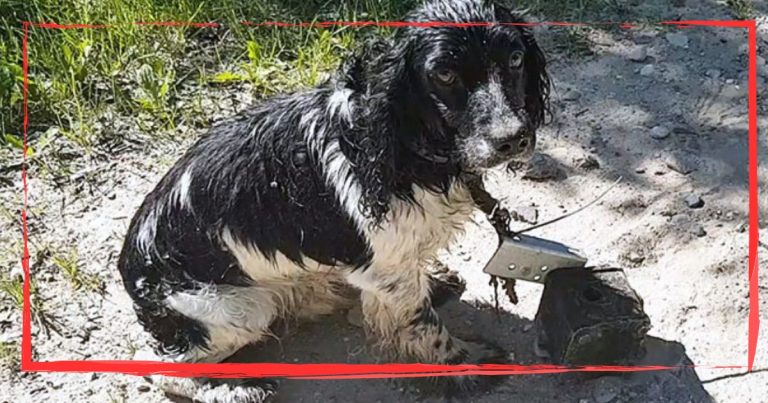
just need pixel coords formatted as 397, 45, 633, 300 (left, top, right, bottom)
368, 184, 475, 268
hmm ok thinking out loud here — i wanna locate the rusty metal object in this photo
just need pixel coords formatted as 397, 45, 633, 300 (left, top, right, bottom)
534, 267, 652, 365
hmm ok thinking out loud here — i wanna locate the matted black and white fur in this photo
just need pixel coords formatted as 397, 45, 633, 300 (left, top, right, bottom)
118, 0, 550, 401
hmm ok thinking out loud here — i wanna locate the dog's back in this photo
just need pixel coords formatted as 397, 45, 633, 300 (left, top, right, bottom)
117, 88, 372, 357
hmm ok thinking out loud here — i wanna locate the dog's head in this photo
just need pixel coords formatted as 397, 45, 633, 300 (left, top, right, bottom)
363, 0, 550, 173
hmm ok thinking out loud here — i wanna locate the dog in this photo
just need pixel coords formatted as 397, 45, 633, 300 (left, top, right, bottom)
118, 0, 550, 401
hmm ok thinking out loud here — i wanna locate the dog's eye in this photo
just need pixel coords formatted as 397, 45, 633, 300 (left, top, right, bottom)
433, 69, 457, 86
509, 51, 524, 69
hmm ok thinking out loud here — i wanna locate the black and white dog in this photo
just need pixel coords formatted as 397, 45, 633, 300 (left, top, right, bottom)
119, 0, 549, 401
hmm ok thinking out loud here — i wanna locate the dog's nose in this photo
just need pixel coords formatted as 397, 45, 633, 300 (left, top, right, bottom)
494, 131, 535, 157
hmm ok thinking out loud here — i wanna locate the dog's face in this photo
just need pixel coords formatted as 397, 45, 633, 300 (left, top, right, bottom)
382, 0, 550, 172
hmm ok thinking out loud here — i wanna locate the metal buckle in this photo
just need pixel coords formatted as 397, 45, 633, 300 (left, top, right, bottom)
482, 233, 588, 284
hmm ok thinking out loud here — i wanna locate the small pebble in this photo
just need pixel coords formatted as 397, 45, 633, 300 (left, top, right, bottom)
138, 385, 150, 393
684, 193, 705, 209
650, 126, 670, 139
523, 153, 567, 182
628, 45, 647, 62
666, 32, 689, 48
576, 155, 600, 170
664, 152, 699, 175
627, 251, 645, 264
640, 64, 655, 76
562, 89, 581, 101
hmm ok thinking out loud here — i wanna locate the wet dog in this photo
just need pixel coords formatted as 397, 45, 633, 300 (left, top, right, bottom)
118, 0, 549, 401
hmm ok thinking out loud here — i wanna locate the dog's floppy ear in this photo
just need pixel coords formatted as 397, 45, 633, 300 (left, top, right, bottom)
366, 36, 413, 101
337, 37, 414, 224
495, 4, 552, 128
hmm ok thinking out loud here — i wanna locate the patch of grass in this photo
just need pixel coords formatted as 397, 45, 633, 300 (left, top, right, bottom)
551, 26, 596, 57
51, 248, 104, 293
726, 0, 754, 20
0, 273, 60, 336
0, 341, 20, 372
516, 0, 626, 21
0, 0, 415, 160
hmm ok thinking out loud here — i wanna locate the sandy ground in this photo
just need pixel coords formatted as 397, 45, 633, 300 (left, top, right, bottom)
1, 1, 768, 402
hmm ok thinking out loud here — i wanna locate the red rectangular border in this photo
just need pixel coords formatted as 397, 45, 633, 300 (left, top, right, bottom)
18, 19, 760, 379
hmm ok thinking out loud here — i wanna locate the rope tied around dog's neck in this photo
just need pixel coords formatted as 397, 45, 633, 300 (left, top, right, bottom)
464, 172, 623, 313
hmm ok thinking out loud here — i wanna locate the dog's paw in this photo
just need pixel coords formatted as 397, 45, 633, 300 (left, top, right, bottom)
428, 262, 467, 307
412, 339, 508, 398
191, 379, 278, 403
149, 375, 279, 403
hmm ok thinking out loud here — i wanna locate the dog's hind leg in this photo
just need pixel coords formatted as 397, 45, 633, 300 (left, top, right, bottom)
135, 284, 280, 403
290, 273, 360, 320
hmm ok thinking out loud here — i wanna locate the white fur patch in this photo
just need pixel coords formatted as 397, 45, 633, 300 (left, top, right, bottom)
220, 227, 322, 281
369, 183, 474, 268
166, 284, 277, 335
170, 168, 193, 211
487, 75, 522, 139
136, 209, 158, 260
320, 140, 370, 235
327, 88, 354, 126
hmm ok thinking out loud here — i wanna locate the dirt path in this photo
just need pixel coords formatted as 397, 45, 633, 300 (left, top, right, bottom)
1, 1, 767, 402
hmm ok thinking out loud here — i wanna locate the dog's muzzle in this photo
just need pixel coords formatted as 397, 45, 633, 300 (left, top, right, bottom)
492, 128, 536, 161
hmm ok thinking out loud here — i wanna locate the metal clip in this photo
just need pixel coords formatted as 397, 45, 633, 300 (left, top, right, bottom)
482, 233, 588, 284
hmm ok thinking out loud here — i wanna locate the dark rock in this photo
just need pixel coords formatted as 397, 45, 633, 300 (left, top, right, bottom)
683, 193, 705, 209
576, 155, 601, 170
523, 153, 567, 182
664, 152, 699, 175
671, 214, 707, 237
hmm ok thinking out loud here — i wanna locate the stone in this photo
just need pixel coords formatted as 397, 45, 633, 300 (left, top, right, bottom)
649, 126, 670, 139
562, 89, 581, 101
664, 152, 699, 175
634, 32, 657, 44
523, 153, 567, 182
705, 69, 721, 79
628, 45, 648, 62
9, 265, 23, 280
640, 64, 655, 76
665, 32, 689, 48
683, 193, 705, 209
576, 155, 600, 170
627, 251, 645, 264
671, 214, 707, 237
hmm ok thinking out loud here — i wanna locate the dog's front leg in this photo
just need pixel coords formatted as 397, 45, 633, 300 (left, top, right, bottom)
347, 266, 503, 366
